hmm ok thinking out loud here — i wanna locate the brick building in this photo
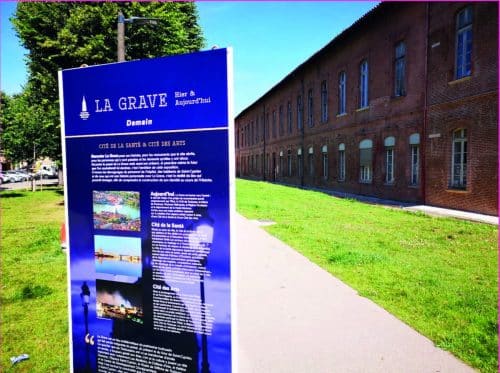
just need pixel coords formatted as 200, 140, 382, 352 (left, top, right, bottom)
235, 2, 498, 216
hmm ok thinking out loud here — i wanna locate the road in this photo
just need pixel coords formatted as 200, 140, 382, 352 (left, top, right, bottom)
0, 178, 60, 191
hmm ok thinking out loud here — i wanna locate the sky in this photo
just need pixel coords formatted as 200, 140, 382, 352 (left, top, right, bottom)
0, 1, 379, 115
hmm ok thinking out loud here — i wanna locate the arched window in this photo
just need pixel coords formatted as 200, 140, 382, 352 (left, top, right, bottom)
384, 136, 396, 184
308, 146, 314, 176
338, 143, 346, 181
409, 133, 420, 185
297, 148, 303, 177
322, 145, 328, 180
359, 139, 373, 183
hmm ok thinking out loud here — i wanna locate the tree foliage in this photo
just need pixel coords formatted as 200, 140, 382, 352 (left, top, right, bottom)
5, 2, 204, 162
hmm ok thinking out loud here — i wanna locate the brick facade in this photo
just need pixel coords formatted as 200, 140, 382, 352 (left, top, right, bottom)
235, 2, 498, 215
425, 2, 498, 215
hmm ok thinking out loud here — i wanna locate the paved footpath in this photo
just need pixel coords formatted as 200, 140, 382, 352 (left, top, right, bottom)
235, 213, 475, 373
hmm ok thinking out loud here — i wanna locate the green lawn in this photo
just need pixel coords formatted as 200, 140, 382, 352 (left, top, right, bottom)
237, 179, 498, 373
1, 188, 68, 372
1, 183, 497, 372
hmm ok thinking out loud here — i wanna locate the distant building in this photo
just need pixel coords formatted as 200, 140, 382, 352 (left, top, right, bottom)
235, 2, 498, 216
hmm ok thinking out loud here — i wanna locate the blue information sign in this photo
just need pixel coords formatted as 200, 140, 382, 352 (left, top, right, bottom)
59, 49, 234, 373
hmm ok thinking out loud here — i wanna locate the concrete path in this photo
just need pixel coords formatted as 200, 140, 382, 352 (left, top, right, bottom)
235, 213, 475, 373
403, 205, 498, 225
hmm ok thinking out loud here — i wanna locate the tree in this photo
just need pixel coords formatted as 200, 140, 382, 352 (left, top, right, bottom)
9, 2, 204, 162
1, 90, 58, 167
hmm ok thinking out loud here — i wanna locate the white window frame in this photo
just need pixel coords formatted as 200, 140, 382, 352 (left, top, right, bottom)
451, 129, 467, 188
359, 139, 372, 183
384, 136, 395, 184
338, 143, 346, 181
385, 148, 394, 183
297, 148, 303, 177
308, 147, 314, 177
409, 133, 420, 186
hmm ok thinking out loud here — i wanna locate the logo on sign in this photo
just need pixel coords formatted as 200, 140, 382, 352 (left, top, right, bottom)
80, 96, 90, 120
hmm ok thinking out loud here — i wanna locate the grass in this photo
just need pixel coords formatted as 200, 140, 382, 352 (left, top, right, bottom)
236, 179, 498, 373
1, 188, 68, 372
1, 182, 497, 372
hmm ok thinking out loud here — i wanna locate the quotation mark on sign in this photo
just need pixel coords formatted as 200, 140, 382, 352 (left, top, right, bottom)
85, 333, 95, 345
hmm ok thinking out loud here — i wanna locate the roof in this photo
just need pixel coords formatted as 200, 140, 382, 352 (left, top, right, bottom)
236, 2, 391, 119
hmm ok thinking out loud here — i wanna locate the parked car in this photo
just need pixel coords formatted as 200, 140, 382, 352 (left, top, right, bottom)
15, 170, 33, 181
0, 173, 9, 184
4, 171, 24, 182
8, 170, 30, 182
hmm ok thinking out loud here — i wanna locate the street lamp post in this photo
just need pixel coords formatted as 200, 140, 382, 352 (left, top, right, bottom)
189, 212, 214, 373
117, 10, 160, 62
81, 282, 90, 335
80, 282, 91, 371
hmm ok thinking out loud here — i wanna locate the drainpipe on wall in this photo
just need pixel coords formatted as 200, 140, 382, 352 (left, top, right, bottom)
262, 103, 266, 181
422, 2, 430, 205
300, 77, 305, 187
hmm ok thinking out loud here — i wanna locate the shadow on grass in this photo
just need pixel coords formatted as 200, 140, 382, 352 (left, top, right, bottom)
0, 192, 25, 198
2, 285, 54, 305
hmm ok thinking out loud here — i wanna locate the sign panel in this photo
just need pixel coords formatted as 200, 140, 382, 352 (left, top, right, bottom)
59, 49, 234, 373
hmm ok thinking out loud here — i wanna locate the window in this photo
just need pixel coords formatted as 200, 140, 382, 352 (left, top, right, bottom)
308, 147, 314, 176
279, 105, 284, 136
395, 42, 406, 97
297, 149, 303, 177
307, 89, 314, 127
255, 116, 259, 144
287, 149, 292, 176
265, 113, 270, 139
272, 110, 277, 138
451, 129, 467, 188
359, 139, 372, 183
359, 60, 369, 108
322, 145, 328, 180
338, 143, 346, 181
384, 136, 395, 184
250, 121, 254, 145
261, 114, 265, 141
338, 71, 346, 114
321, 80, 328, 123
456, 6, 473, 79
297, 95, 303, 130
287, 101, 292, 134
279, 151, 284, 176
409, 133, 420, 185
